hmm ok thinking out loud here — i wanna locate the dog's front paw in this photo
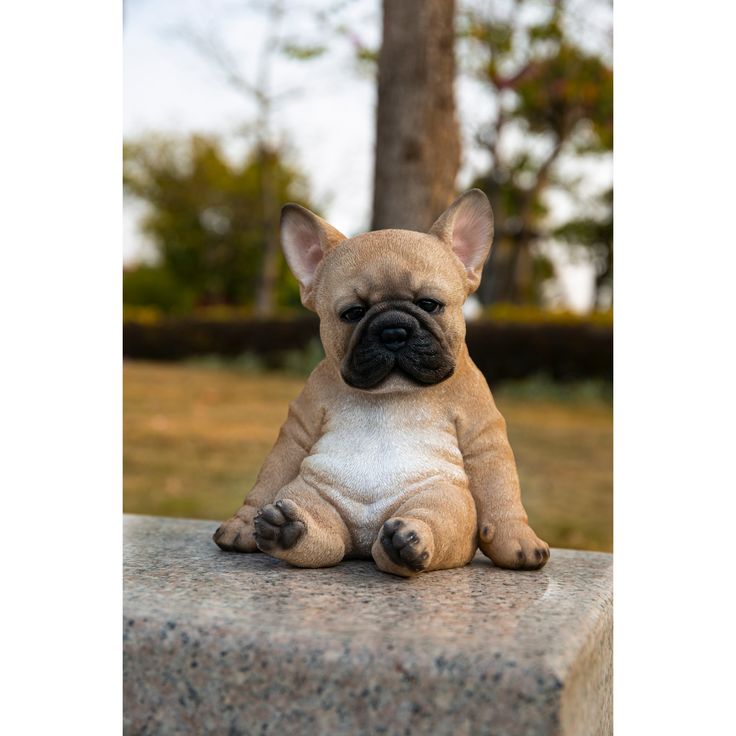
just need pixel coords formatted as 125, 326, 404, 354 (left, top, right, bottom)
254, 499, 306, 552
213, 506, 258, 552
379, 518, 433, 573
479, 520, 550, 570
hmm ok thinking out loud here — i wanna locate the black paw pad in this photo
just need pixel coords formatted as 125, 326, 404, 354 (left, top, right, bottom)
535, 546, 551, 568
514, 545, 550, 570
254, 501, 305, 551
380, 519, 430, 572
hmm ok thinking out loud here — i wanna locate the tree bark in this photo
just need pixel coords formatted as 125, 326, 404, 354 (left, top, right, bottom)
371, 0, 460, 232
254, 146, 281, 317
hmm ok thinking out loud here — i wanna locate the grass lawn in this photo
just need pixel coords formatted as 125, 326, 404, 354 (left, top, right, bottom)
124, 361, 612, 552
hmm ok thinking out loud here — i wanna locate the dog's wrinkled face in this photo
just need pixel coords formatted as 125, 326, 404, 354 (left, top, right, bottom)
280, 190, 494, 393
317, 232, 466, 392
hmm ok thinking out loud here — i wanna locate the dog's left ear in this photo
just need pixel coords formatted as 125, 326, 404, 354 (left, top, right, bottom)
281, 204, 347, 309
429, 189, 494, 293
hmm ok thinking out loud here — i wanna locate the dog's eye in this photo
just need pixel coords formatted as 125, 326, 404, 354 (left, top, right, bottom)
340, 306, 366, 323
416, 298, 443, 314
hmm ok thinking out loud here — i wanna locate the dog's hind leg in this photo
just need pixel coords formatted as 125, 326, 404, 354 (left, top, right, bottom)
372, 484, 478, 577
253, 478, 351, 568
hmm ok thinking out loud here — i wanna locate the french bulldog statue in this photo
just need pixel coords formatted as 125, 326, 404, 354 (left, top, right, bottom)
214, 189, 549, 577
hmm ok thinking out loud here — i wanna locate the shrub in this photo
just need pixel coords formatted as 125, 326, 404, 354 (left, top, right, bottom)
123, 314, 612, 384
123, 266, 196, 314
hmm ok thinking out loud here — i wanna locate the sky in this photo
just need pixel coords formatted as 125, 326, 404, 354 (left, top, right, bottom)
123, 0, 612, 310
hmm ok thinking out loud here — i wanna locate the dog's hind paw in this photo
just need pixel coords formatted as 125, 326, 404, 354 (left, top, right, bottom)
253, 499, 306, 552
378, 517, 433, 573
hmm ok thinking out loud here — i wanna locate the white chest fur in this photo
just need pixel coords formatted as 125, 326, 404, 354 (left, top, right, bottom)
300, 393, 467, 549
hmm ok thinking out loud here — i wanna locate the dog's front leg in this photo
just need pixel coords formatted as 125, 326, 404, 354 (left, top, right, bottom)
456, 377, 550, 570
214, 375, 325, 552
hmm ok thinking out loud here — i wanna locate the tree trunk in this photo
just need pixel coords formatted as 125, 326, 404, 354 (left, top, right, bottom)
254, 146, 280, 317
371, 0, 460, 232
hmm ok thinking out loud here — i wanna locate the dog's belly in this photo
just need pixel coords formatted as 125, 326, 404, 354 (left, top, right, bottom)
299, 396, 467, 555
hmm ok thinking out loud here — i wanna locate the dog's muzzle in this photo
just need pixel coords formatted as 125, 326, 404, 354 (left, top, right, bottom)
340, 302, 455, 389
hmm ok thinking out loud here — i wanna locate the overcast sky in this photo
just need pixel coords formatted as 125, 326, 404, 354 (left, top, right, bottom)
124, 0, 611, 310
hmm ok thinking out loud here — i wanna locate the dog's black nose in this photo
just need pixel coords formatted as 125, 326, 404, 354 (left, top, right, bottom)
380, 326, 408, 350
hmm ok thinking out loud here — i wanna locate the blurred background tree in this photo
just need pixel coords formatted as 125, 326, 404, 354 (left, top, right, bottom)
123, 134, 311, 313
553, 186, 612, 309
124, 0, 612, 314
372, 0, 460, 231
173, 0, 290, 316
458, 0, 612, 307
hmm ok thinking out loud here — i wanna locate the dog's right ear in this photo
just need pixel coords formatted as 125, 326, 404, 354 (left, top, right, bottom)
429, 189, 494, 294
280, 204, 347, 310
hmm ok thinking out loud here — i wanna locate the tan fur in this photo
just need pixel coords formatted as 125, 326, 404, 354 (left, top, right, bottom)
214, 190, 549, 577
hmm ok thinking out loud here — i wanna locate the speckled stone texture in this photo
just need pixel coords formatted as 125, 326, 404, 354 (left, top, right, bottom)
124, 515, 612, 736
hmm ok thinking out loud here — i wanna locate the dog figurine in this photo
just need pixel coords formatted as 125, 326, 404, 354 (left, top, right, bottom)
214, 189, 549, 577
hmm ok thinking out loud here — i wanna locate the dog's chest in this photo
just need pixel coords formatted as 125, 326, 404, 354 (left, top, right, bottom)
300, 395, 467, 512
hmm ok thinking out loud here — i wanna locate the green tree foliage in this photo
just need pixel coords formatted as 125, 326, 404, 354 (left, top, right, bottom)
123, 134, 313, 313
553, 187, 612, 309
459, 0, 612, 307
123, 264, 196, 314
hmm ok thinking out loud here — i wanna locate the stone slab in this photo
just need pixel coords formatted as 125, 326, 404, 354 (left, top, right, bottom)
124, 514, 612, 736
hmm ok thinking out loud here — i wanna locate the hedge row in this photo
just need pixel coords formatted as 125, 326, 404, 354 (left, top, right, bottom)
123, 317, 612, 383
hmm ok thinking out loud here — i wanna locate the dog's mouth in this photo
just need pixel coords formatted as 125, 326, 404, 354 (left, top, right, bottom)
340, 302, 456, 390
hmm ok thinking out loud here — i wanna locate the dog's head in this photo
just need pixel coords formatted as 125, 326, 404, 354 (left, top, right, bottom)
281, 190, 494, 393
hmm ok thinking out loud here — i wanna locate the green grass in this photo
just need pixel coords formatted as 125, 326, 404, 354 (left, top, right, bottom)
124, 361, 612, 552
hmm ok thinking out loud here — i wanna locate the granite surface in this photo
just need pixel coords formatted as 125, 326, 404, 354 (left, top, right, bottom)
124, 514, 612, 736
